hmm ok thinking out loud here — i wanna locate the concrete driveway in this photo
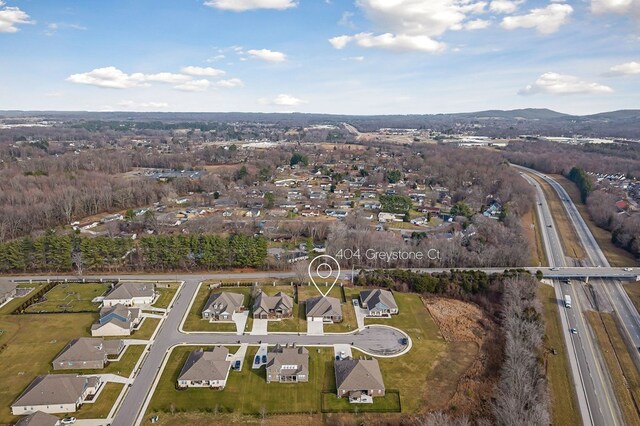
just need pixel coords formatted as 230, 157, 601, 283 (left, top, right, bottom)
252, 344, 268, 369
333, 344, 352, 360
306, 319, 324, 335
232, 311, 249, 335
354, 306, 368, 330
250, 318, 268, 335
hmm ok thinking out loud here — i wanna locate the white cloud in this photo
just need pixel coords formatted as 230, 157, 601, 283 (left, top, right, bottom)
465, 19, 491, 30
260, 94, 307, 106
329, 0, 488, 53
67, 67, 149, 89
592, 0, 640, 18
345, 56, 365, 61
144, 72, 192, 84
247, 48, 287, 62
206, 54, 226, 62
174, 79, 211, 92
334, 33, 447, 53
606, 61, 640, 76
519, 72, 613, 95
0, 4, 33, 33
489, 0, 524, 14
215, 78, 244, 87
118, 100, 170, 109
339, 11, 356, 28
204, 0, 297, 12
45, 22, 87, 36
501, 4, 573, 34
181, 66, 226, 77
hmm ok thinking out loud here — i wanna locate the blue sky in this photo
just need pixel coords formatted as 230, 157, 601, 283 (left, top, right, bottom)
0, 0, 639, 114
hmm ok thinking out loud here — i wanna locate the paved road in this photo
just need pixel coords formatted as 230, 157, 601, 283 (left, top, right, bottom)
518, 165, 624, 426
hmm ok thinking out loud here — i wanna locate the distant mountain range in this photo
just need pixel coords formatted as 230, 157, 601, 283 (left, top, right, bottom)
1, 108, 639, 139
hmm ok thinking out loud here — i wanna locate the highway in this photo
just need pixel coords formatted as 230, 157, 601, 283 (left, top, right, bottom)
519, 166, 630, 426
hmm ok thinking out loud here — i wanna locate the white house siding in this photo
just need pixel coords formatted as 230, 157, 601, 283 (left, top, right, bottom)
12, 401, 78, 415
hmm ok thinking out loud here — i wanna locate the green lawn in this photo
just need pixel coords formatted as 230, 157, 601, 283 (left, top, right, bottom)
362, 292, 447, 413
76, 382, 124, 419
0, 312, 98, 424
152, 285, 180, 309
24, 283, 109, 313
147, 346, 334, 415
183, 286, 252, 332
133, 318, 161, 340
61, 344, 145, 377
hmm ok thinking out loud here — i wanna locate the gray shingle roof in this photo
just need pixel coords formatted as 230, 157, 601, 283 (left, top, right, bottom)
12, 375, 97, 407
360, 289, 398, 311
253, 292, 293, 316
266, 345, 309, 377
14, 411, 60, 426
178, 347, 231, 382
202, 292, 244, 316
305, 296, 342, 318
53, 338, 122, 365
334, 358, 385, 392
104, 283, 154, 301
0, 280, 17, 298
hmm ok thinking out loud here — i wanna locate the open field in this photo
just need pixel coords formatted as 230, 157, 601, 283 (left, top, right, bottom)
147, 346, 333, 415
624, 284, 640, 317
152, 285, 180, 309
24, 283, 109, 313
76, 382, 124, 419
529, 173, 586, 260
364, 293, 448, 412
553, 174, 639, 267
538, 285, 580, 426
0, 312, 97, 424
142, 412, 404, 426
183, 285, 252, 332
586, 311, 640, 426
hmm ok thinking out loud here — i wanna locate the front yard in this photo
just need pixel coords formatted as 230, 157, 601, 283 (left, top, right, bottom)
183, 285, 253, 332
147, 346, 333, 415
152, 284, 180, 309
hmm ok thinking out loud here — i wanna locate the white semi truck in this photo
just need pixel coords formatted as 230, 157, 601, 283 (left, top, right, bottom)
564, 295, 572, 308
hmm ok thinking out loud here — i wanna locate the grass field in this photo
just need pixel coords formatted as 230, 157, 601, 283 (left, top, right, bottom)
76, 382, 124, 419
133, 318, 161, 340
147, 346, 334, 415
624, 284, 640, 317
183, 286, 252, 332
529, 173, 586, 260
523, 208, 548, 267
24, 283, 109, 313
0, 312, 97, 424
553, 174, 639, 267
153, 285, 180, 309
364, 292, 447, 412
538, 285, 580, 426
586, 311, 640, 426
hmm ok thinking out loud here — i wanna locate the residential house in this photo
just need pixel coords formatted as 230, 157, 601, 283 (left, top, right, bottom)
252, 292, 293, 319
91, 304, 141, 336
177, 347, 231, 389
15, 411, 60, 426
305, 296, 343, 323
11, 375, 101, 415
334, 358, 385, 403
265, 345, 309, 383
201, 292, 245, 322
359, 289, 398, 317
102, 283, 155, 307
0, 281, 17, 305
52, 338, 124, 370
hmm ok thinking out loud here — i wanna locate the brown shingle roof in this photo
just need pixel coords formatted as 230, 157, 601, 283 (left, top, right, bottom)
334, 358, 385, 392
305, 296, 342, 318
178, 347, 231, 382
12, 374, 97, 407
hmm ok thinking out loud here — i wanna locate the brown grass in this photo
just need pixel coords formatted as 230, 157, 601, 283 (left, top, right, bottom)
624, 284, 640, 317
586, 311, 640, 426
523, 208, 548, 267
538, 285, 580, 426
529, 173, 586, 260
552, 174, 640, 267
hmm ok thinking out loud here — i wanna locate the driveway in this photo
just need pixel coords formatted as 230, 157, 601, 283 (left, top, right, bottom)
306, 319, 324, 336
230, 343, 248, 371
232, 311, 249, 335
354, 306, 368, 330
333, 344, 352, 360
252, 343, 268, 369
250, 318, 268, 335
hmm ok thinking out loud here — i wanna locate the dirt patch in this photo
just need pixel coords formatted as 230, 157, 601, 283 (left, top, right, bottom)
423, 297, 499, 417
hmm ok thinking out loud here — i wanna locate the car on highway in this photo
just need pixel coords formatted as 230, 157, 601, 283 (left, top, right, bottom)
570, 328, 578, 334
547, 224, 553, 228
624, 267, 634, 272
550, 267, 559, 271
61, 418, 76, 425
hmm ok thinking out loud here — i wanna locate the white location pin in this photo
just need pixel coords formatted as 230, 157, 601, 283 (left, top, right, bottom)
308, 254, 341, 297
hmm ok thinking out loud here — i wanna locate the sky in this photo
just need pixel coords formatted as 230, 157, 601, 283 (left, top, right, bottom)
0, 0, 639, 115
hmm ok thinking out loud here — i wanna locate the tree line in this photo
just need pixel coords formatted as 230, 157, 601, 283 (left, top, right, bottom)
0, 232, 268, 273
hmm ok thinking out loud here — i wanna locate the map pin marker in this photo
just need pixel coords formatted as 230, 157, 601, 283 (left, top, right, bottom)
308, 254, 341, 298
